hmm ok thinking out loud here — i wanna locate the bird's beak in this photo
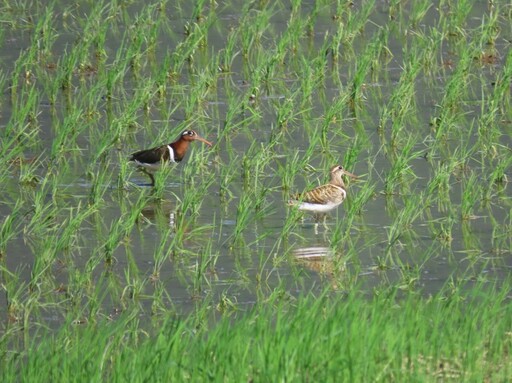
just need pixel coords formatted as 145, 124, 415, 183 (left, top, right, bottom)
342, 169, 358, 179
194, 135, 213, 147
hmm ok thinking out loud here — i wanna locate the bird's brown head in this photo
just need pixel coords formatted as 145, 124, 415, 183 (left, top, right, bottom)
331, 165, 357, 179
180, 130, 213, 147
330, 165, 357, 186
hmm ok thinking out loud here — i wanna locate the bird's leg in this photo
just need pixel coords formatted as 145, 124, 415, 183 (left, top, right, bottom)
140, 168, 155, 186
313, 213, 325, 223
321, 215, 329, 231
313, 213, 329, 233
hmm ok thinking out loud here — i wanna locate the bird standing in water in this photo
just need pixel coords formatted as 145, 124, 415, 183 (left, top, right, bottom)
129, 130, 213, 186
288, 165, 357, 218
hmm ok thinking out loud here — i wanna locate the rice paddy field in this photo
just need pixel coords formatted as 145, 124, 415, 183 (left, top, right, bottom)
1, 0, 512, 380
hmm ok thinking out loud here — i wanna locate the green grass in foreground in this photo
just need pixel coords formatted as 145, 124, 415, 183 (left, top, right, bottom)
3, 284, 511, 382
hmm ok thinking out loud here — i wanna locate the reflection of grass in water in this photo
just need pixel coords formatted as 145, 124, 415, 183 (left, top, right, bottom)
0, 0, 511, 369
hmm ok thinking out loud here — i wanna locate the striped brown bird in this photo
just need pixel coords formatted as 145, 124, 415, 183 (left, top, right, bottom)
130, 130, 213, 185
288, 165, 357, 214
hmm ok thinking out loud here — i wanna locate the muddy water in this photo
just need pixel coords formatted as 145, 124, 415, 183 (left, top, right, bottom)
0, 1, 511, 325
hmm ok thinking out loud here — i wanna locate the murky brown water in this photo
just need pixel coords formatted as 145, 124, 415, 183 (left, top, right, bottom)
0, 1, 511, 324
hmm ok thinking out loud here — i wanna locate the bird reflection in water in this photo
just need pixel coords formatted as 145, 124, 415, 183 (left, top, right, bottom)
139, 199, 176, 228
292, 246, 346, 288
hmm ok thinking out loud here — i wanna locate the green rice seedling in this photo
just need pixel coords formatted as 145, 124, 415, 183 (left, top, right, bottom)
477, 95, 503, 154
275, 7, 308, 64
87, 160, 116, 206
340, 133, 366, 171
191, 241, 219, 298
297, 55, 327, 107
125, 32, 145, 77
476, 6, 500, 49
219, 95, 260, 141
217, 27, 239, 74
492, 50, 512, 110
120, 256, 145, 308
274, 95, 299, 129
383, 134, 421, 195
172, 16, 214, 73
174, 173, 214, 220
0, 67, 7, 100
335, 0, 376, 46
321, 94, 350, 148
237, 2, 275, 61
396, 263, 421, 292
385, 192, 423, 249
2, 130, 40, 184
442, 0, 474, 37
150, 223, 179, 282
426, 161, 452, 212
146, 164, 169, 199
29, 236, 61, 293
188, 0, 209, 24
490, 209, 512, 255
32, 3, 59, 63
344, 179, 375, 219
149, 278, 175, 316
239, 139, 276, 192
409, 0, 432, 28
5, 82, 40, 147
49, 109, 85, 162
55, 43, 81, 91
102, 193, 148, 265
170, 174, 216, 248
348, 31, 382, 110
218, 155, 240, 202
0, 200, 23, 259
152, 52, 174, 101
460, 172, 481, 221
88, 16, 111, 63
380, 50, 422, 141
216, 292, 239, 316
276, 119, 324, 192
476, 55, 512, 154
141, 3, 167, 56
54, 202, 97, 255
459, 219, 484, 258
102, 45, 132, 102
417, 27, 445, 77
432, 47, 473, 141
183, 70, 219, 119
12, 156, 42, 190
278, 151, 308, 193
0, 265, 26, 327
64, 267, 113, 324
22, 176, 59, 241
488, 152, 512, 185
231, 191, 257, 246
117, 152, 134, 190
8, 54, 28, 104
303, 0, 322, 37
73, 3, 113, 61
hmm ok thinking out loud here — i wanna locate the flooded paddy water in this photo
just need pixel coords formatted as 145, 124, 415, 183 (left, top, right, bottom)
0, 0, 511, 330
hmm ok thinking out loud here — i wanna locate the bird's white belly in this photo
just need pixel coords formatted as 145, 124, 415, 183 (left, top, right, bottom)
134, 160, 162, 172
298, 201, 341, 213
